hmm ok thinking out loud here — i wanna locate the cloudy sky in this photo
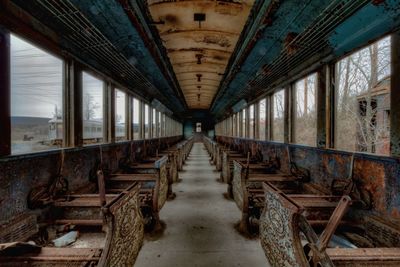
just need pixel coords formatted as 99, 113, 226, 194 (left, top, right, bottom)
11, 34, 125, 122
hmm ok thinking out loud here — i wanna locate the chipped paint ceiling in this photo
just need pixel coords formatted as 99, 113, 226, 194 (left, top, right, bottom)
147, 0, 255, 109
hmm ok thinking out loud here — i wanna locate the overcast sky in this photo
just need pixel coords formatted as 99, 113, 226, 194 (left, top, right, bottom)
11, 34, 125, 121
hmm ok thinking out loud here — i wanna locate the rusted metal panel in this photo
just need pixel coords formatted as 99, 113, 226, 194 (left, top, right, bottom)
215, 136, 400, 222
0, 137, 181, 225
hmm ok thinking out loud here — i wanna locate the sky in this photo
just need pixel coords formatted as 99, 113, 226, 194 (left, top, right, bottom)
11, 34, 63, 118
11, 34, 125, 122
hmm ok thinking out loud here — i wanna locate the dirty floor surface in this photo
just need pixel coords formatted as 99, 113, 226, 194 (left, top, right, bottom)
135, 142, 268, 267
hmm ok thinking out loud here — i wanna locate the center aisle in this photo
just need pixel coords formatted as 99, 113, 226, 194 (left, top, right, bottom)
135, 142, 268, 267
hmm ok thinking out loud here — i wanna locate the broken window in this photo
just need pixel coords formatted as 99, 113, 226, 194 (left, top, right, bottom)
293, 73, 317, 146
10, 34, 64, 154
272, 89, 285, 142
335, 36, 391, 155
82, 72, 104, 145
259, 99, 267, 140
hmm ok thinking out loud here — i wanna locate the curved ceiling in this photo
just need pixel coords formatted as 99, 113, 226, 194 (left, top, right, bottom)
147, 0, 255, 109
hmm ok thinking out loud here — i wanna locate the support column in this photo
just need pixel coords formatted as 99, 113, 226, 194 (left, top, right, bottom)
391, 31, 400, 157
266, 96, 271, 141
284, 86, 290, 143
126, 94, 132, 140
316, 65, 328, 148
0, 27, 10, 156
64, 59, 82, 147
289, 84, 295, 143
106, 82, 115, 143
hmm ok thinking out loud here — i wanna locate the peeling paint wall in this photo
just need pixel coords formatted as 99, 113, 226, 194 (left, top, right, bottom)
0, 136, 181, 224
216, 136, 400, 223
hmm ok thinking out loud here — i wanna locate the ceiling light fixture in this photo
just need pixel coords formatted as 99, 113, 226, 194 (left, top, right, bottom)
194, 13, 206, 28
196, 54, 203, 64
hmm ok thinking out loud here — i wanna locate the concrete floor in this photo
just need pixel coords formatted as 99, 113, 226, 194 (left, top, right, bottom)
135, 142, 268, 267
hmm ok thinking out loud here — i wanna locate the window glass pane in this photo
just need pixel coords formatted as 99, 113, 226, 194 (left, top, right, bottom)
152, 108, 156, 138
272, 90, 285, 142
294, 73, 317, 146
335, 36, 391, 155
82, 72, 103, 144
241, 109, 246, 137
144, 104, 149, 139
236, 113, 240, 137
115, 89, 126, 140
11, 34, 63, 154
157, 111, 161, 137
249, 105, 255, 138
259, 99, 266, 140
232, 114, 236, 137
162, 113, 166, 137
133, 98, 140, 140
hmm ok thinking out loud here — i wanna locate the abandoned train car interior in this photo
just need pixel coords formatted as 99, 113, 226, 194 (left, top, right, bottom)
1, 0, 400, 266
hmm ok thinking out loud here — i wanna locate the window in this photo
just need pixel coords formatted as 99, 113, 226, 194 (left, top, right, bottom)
144, 104, 149, 139
152, 108, 156, 138
236, 112, 240, 137
241, 109, 246, 138
157, 111, 161, 137
232, 114, 236, 137
293, 73, 317, 146
133, 98, 140, 140
259, 99, 267, 140
161, 113, 166, 137
82, 72, 104, 144
249, 105, 255, 139
115, 89, 126, 140
272, 90, 285, 142
335, 36, 391, 155
10, 34, 64, 154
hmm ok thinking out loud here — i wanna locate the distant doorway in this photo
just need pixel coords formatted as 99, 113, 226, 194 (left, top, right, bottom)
196, 122, 202, 133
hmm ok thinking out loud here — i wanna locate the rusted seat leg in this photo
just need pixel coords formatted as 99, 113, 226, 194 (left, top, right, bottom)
227, 172, 234, 199
238, 211, 251, 236
152, 211, 163, 233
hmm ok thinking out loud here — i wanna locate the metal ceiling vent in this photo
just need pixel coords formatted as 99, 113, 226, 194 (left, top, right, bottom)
194, 13, 206, 28
196, 54, 203, 64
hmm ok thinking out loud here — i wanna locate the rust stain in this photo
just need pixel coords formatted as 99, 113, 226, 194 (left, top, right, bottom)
390, 208, 400, 218
354, 159, 386, 213
196, 35, 231, 48
164, 14, 178, 24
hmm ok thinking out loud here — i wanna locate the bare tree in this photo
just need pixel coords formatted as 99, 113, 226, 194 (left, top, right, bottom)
336, 36, 391, 154
83, 93, 100, 121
